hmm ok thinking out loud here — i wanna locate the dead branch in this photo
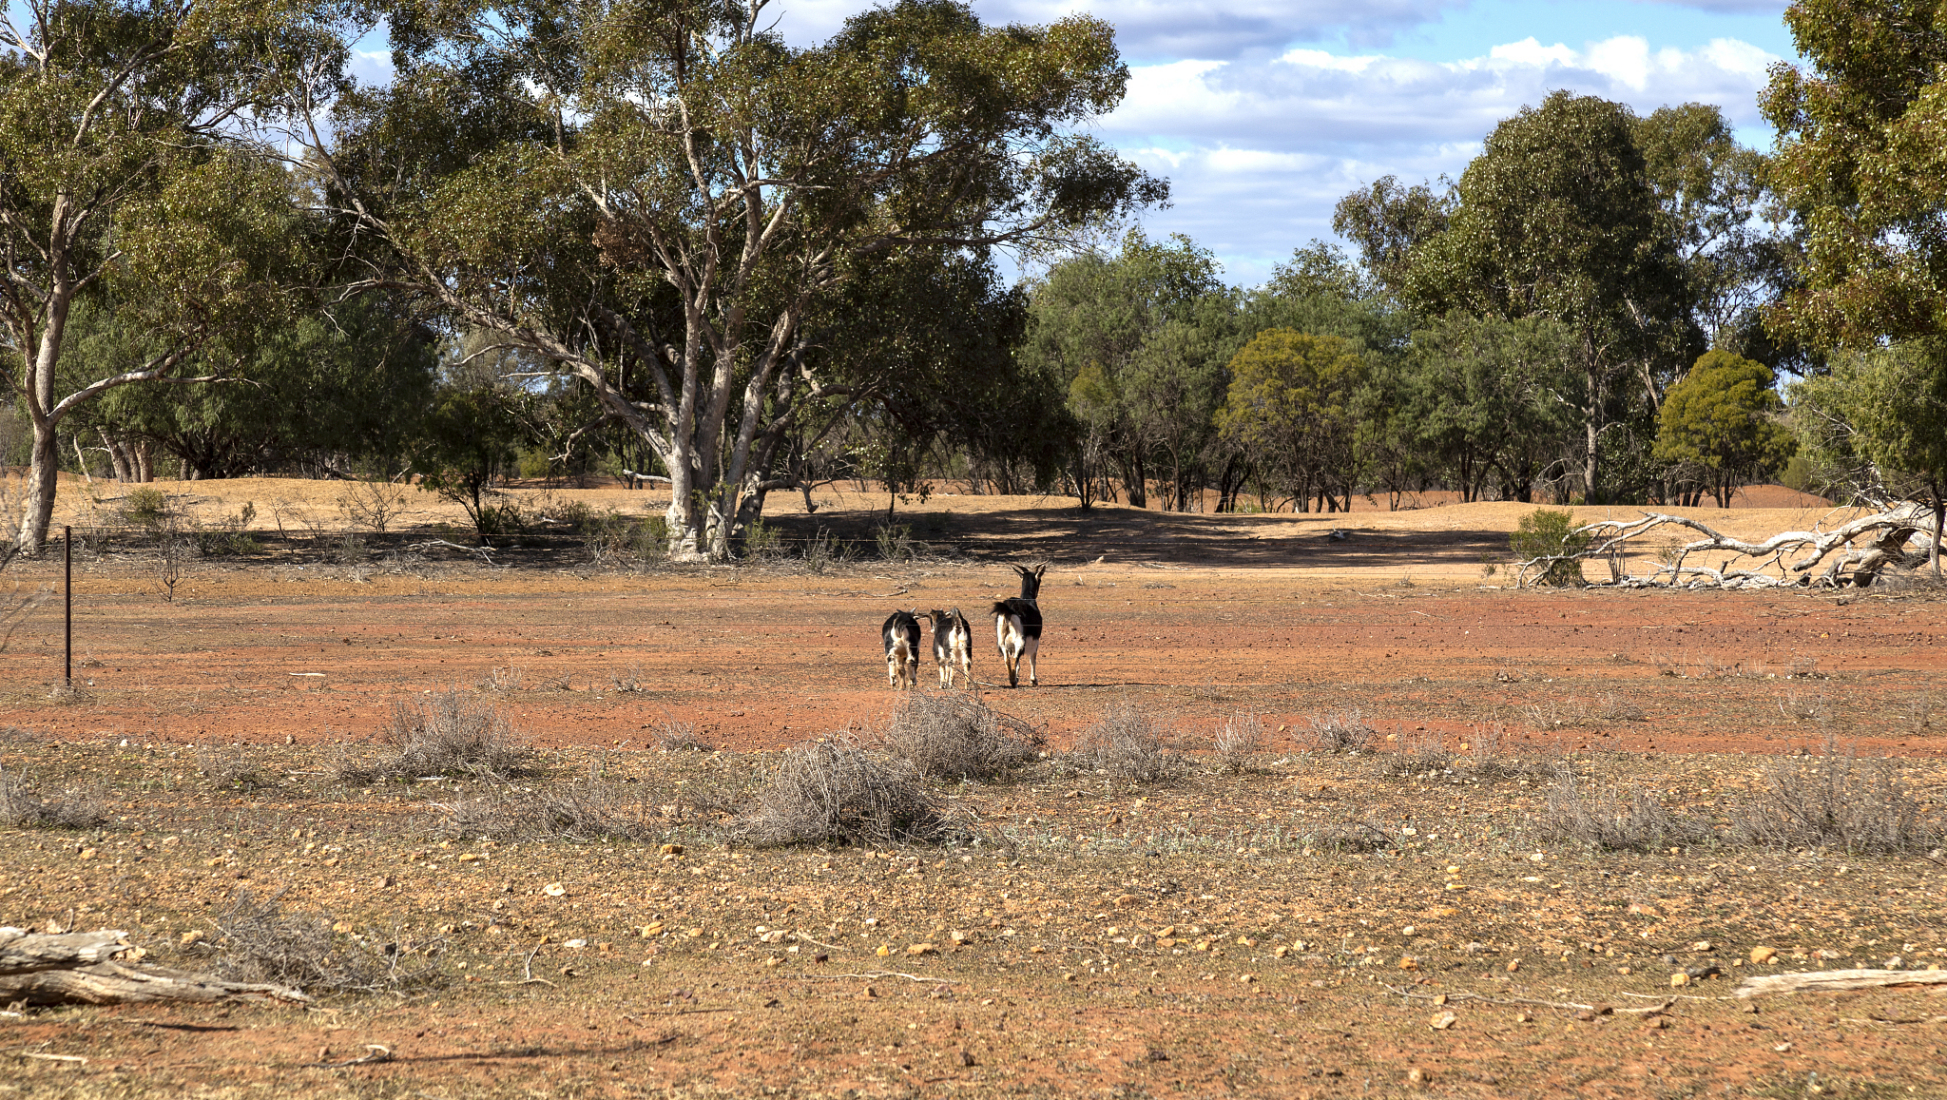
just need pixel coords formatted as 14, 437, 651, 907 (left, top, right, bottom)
1516, 503, 1940, 589
1380, 983, 1676, 1016
0, 927, 309, 1006
1735, 968, 1947, 999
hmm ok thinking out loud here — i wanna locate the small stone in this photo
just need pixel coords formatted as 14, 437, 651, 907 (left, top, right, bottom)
562, 938, 587, 948
1406, 1067, 1428, 1086
179, 930, 205, 947
542, 883, 567, 897
458, 852, 483, 863
875, 945, 891, 957
1239, 973, 1256, 984
906, 943, 937, 956
637, 923, 665, 938
1398, 957, 1420, 971
1884, 955, 1905, 969
1616, 966, 1632, 976
763, 956, 783, 968
1432, 993, 1447, 1006
375, 874, 394, 888
1429, 1012, 1457, 1030
1114, 894, 1138, 907
659, 843, 684, 857
1651, 1016, 1672, 1030
1506, 959, 1520, 973
1670, 973, 1689, 987
77, 848, 96, 860
1062, 972, 1077, 982
1274, 945, 1289, 958
1774, 1041, 1793, 1053
1514, 1012, 1531, 1023
1691, 940, 1713, 953
1749, 946, 1777, 964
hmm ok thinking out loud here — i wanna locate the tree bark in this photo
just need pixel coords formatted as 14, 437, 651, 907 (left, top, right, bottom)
0, 927, 308, 1006
1735, 968, 1947, 999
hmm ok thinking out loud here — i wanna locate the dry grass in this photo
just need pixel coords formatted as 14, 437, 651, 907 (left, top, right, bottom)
734, 737, 953, 847
1298, 710, 1375, 754
1210, 711, 1265, 774
211, 888, 443, 994
335, 691, 535, 785
0, 766, 107, 830
1731, 739, 1940, 854
650, 712, 711, 752
876, 692, 1043, 782
1539, 776, 1709, 852
197, 744, 275, 792
437, 764, 663, 842
1384, 727, 1454, 776
1067, 700, 1187, 785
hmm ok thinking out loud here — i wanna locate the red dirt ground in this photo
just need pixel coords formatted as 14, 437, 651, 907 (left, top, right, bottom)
2, 478, 1945, 1099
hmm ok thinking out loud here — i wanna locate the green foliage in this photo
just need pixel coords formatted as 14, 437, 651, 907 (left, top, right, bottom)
1654, 350, 1797, 506
1215, 329, 1367, 511
412, 387, 529, 542
1401, 92, 1688, 504
320, 0, 1164, 560
1790, 341, 1947, 534
117, 487, 173, 534
1762, 0, 1947, 352
1510, 509, 1591, 587
1398, 314, 1578, 504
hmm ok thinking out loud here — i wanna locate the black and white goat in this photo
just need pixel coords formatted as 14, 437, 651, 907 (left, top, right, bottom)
990, 564, 1045, 688
928, 608, 973, 689
882, 609, 924, 690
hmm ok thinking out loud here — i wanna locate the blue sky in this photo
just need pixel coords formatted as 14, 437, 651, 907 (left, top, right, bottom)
343, 0, 1800, 288
764, 0, 1800, 287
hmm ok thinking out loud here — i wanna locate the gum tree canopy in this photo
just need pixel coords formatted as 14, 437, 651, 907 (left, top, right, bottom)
1, 0, 338, 554
314, 0, 1165, 561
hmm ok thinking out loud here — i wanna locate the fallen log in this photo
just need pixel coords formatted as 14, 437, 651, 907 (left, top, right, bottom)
0, 927, 308, 1006
1735, 968, 1947, 999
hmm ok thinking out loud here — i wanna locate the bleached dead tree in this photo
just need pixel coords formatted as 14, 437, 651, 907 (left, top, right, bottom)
1516, 501, 1943, 589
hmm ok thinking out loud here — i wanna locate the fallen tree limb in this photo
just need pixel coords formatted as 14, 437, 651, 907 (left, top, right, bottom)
1735, 968, 1947, 999
0, 927, 308, 1006
1516, 502, 1941, 589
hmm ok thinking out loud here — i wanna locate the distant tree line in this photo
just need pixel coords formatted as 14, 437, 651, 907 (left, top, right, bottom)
4, 0, 1944, 561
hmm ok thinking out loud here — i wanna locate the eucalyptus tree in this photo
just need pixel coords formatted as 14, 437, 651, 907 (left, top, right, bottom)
1019, 230, 1224, 508
1403, 92, 1686, 504
0, 0, 342, 553
313, 0, 1163, 560
1652, 349, 1795, 507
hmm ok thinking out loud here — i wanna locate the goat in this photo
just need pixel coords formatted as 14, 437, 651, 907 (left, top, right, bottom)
990, 563, 1045, 688
882, 609, 923, 690
928, 607, 973, 689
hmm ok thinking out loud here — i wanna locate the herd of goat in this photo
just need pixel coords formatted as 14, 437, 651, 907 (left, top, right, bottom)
882, 564, 1046, 690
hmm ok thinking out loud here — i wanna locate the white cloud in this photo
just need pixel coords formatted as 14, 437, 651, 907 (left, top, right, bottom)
1098, 33, 1786, 285
772, 0, 1470, 58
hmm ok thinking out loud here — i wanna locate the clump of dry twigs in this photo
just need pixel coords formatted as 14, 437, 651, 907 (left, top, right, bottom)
0, 766, 107, 830
335, 691, 535, 785
1068, 700, 1186, 784
734, 736, 953, 847
877, 692, 1043, 782
210, 888, 442, 994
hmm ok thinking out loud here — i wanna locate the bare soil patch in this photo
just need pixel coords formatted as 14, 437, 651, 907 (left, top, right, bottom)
2, 479, 1945, 1098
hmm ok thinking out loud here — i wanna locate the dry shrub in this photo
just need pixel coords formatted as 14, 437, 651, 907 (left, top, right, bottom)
197, 744, 274, 792
651, 713, 711, 752
0, 767, 107, 830
1211, 711, 1265, 774
1306, 819, 1394, 853
1385, 727, 1454, 776
336, 691, 534, 785
1731, 740, 1939, 854
1300, 710, 1375, 753
438, 778, 660, 842
735, 737, 952, 847
1068, 701, 1186, 784
1463, 724, 1563, 781
1540, 776, 1708, 851
212, 889, 440, 994
878, 693, 1043, 782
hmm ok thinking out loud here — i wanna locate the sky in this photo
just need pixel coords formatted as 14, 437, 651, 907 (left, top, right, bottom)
344, 0, 1801, 289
